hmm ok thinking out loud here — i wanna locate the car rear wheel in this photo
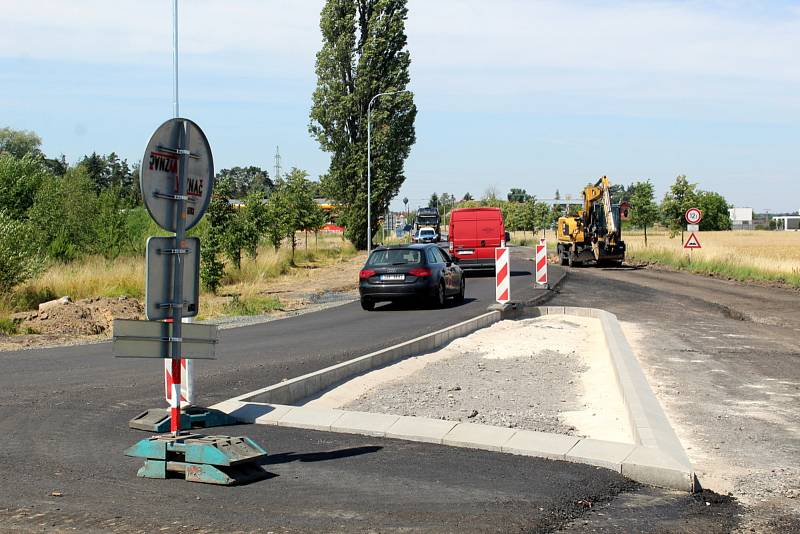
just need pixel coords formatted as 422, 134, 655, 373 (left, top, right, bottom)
360, 298, 375, 311
455, 277, 465, 303
432, 281, 446, 308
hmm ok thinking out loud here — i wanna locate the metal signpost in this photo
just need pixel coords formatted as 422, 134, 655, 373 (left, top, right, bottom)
683, 208, 703, 257
112, 3, 266, 483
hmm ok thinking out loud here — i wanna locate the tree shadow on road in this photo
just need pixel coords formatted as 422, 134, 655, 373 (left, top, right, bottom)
261, 446, 383, 465
371, 298, 478, 311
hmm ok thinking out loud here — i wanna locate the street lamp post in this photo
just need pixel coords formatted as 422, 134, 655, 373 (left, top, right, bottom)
367, 89, 410, 254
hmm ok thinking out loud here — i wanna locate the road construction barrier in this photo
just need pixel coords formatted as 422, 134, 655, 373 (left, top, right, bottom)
535, 238, 548, 287
495, 246, 510, 304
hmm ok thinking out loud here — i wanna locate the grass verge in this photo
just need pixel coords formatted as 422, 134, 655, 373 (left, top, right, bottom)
4, 234, 358, 321
627, 244, 800, 288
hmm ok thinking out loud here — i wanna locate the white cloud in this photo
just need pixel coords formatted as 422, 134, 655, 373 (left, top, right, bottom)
1, 0, 798, 118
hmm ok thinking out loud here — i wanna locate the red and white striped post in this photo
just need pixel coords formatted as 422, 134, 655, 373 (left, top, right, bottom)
495, 246, 510, 304
535, 238, 549, 288
165, 358, 193, 407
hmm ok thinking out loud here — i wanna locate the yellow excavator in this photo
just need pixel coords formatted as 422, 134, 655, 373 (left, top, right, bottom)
556, 176, 627, 267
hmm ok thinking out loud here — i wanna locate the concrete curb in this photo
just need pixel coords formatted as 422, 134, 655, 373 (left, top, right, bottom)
213, 399, 690, 491
213, 298, 695, 491
525, 306, 695, 491
225, 311, 501, 406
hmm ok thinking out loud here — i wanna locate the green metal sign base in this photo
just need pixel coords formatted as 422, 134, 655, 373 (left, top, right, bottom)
126, 433, 268, 485
129, 406, 238, 433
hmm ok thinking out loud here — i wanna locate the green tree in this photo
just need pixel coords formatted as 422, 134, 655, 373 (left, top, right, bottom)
241, 192, 270, 259
428, 192, 439, 209
0, 153, 51, 218
309, 0, 417, 249
697, 191, 731, 231
200, 193, 229, 294
609, 184, 627, 204
660, 175, 699, 236
216, 166, 273, 198
28, 166, 99, 261
627, 180, 658, 245
283, 168, 323, 263
0, 210, 41, 292
92, 185, 128, 259
0, 127, 42, 158
79, 152, 111, 193
462, 192, 473, 202
507, 188, 531, 203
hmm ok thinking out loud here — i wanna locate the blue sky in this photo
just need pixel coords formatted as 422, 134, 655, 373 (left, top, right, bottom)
1, 0, 798, 212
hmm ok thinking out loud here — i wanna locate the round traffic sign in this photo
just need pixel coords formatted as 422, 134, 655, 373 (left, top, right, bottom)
140, 118, 214, 232
684, 207, 702, 225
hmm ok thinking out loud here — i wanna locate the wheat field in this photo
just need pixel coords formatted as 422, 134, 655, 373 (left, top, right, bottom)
509, 229, 800, 287
625, 230, 800, 286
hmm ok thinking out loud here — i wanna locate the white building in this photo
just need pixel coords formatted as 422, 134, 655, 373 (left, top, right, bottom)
772, 215, 800, 231
728, 207, 753, 230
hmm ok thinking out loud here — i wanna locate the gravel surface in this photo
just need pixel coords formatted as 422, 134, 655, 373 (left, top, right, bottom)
342, 316, 628, 437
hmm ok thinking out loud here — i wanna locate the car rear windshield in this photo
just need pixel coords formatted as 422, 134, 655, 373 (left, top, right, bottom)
367, 249, 423, 266
419, 229, 434, 235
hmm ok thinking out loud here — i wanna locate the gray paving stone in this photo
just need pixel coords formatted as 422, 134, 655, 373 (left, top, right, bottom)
502, 430, 581, 460
277, 407, 345, 431
565, 438, 636, 472
385, 416, 458, 444
330, 410, 400, 437
442, 422, 517, 452
622, 446, 694, 491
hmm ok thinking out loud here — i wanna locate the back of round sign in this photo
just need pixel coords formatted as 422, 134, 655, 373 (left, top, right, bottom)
140, 118, 215, 232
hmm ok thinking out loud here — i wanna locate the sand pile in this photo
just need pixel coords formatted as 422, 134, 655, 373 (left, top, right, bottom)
11, 296, 143, 336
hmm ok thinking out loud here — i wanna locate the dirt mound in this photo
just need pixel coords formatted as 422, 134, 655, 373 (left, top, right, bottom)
12, 297, 143, 336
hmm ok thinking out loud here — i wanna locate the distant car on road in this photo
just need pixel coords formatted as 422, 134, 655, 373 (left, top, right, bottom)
359, 244, 465, 311
413, 228, 438, 243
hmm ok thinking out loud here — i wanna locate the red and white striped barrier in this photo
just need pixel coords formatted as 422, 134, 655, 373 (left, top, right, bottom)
495, 246, 510, 304
164, 358, 193, 407
535, 238, 548, 287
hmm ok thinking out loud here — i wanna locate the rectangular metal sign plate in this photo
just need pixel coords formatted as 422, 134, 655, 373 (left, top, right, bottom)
687, 224, 699, 232
146, 236, 200, 320
113, 319, 218, 359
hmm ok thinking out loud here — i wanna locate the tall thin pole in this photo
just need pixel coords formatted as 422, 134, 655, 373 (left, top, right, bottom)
367, 104, 372, 254
172, 0, 179, 118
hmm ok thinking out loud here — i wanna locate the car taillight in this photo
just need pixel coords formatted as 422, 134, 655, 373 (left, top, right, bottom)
449, 241, 454, 252
359, 269, 377, 280
408, 267, 432, 277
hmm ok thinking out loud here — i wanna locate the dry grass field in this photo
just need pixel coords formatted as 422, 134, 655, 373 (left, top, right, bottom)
510, 229, 800, 288
624, 230, 800, 287
2, 233, 360, 322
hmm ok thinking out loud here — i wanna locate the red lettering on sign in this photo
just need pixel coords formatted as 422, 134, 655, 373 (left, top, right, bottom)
149, 152, 179, 175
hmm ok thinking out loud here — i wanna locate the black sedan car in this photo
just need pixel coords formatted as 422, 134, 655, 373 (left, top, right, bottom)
359, 244, 465, 311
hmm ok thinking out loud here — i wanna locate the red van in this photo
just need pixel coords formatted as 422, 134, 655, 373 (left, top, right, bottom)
448, 207, 506, 270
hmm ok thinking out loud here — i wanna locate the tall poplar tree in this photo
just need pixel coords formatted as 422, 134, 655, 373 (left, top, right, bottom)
309, 0, 416, 249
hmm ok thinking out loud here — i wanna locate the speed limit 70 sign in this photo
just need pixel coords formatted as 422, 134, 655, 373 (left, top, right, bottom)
684, 207, 702, 225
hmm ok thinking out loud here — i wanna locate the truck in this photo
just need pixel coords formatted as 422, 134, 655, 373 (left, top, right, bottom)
556, 176, 627, 267
413, 207, 441, 243
448, 207, 506, 270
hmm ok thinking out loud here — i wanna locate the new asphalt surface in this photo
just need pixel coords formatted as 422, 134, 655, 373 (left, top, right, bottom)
0, 250, 741, 532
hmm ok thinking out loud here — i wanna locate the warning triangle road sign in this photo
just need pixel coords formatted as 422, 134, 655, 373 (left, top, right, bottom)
683, 232, 701, 249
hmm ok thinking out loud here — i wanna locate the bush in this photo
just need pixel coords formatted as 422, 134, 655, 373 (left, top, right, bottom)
28, 166, 98, 260
0, 153, 51, 218
0, 316, 18, 336
222, 294, 282, 316
0, 210, 42, 292
11, 285, 57, 311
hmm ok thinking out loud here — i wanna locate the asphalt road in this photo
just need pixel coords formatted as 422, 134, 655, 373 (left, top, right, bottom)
0, 252, 751, 532
549, 265, 799, 532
